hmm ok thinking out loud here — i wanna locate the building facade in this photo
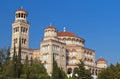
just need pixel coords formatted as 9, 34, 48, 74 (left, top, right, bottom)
11, 8, 107, 76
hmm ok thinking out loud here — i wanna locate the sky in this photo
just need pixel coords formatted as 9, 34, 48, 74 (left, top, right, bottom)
0, 0, 120, 65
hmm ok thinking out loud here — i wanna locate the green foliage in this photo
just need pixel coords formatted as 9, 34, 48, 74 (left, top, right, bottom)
18, 38, 21, 63
73, 60, 93, 79
0, 48, 13, 79
0, 48, 5, 79
52, 56, 66, 79
17, 38, 22, 78
0, 43, 49, 79
98, 63, 120, 79
21, 58, 49, 79
0, 46, 96, 79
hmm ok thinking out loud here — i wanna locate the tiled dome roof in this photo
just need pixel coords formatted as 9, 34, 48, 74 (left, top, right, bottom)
97, 57, 107, 63
47, 26, 55, 29
58, 31, 77, 37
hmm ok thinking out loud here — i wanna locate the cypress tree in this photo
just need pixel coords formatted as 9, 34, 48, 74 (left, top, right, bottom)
24, 55, 30, 79
17, 37, 22, 78
52, 55, 59, 79
52, 54, 66, 79
12, 42, 17, 77
18, 38, 21, 63
30, 56, 33, 66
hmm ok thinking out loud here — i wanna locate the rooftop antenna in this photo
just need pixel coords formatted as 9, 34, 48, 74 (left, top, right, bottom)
50, 23, 52, 26
20, 6, 23, 9
100, 56, 102, 58
64, 27, 66, 32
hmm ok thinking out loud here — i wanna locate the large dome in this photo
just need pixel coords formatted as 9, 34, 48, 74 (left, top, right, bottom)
58, 31, 77, 37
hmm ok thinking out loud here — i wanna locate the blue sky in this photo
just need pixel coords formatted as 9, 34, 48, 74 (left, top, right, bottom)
0, 0, 120, 65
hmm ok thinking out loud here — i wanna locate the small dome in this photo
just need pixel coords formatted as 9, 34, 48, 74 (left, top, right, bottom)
47, 26, 56, 29
16, 8, 28, 15
96, 57, 107, 63
58, 31, 77, 37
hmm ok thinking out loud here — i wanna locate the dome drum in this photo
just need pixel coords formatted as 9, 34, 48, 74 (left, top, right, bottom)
44, 26, 57, 37
96, 57, 107, 64
58, 36, 84, 46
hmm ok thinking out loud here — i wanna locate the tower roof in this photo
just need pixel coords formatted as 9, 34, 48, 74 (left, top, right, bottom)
16, 8, 28, 15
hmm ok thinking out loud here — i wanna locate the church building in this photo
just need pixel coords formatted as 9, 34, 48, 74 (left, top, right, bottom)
11, 8, 107, 77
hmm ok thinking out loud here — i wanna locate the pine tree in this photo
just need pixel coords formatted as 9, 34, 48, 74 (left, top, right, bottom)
98, 63, 120, 79
73, 60, 93, 79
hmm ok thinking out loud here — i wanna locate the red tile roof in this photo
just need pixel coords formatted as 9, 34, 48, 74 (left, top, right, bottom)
58, 32, 77, 37
47, 26, 55, 29
97, 57, 106, 63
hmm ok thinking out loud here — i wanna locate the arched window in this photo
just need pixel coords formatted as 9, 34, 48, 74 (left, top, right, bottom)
18, 13, 20, 18
67, 68, 72, 74
24, 39, 26, 44
13, 28, 15, 33
22, 38, 24, 44
72, 58, 76, 64
54, 54, 59, 60
62, 55, 64, 60
24, 14, 26, 18
26, 28, 28, 33
21, 13, 23, 18
23, 28, 25, 33
43, 54, 48, 59
73, 67, 78, 75
72, 52, 76, 56
14, 38, 18, 44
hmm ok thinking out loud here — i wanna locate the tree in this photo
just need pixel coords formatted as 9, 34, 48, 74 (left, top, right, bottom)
0, 48, 5, 79
5, 47, 10, 61
29, 59, 49, 79
21, 58, 49, 79
1, 46, 18, 79
21, 55, 30, 79
51, 56, 66, 79
12, 43, 18, 78
3, 43, 18, 78
17, 38, 22, 78
30, 56, 33, 66
73, 60, 93, 79
98, 63, 120, 79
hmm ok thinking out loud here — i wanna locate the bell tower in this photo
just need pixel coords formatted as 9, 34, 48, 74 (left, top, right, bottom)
11, 8, 30, 49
